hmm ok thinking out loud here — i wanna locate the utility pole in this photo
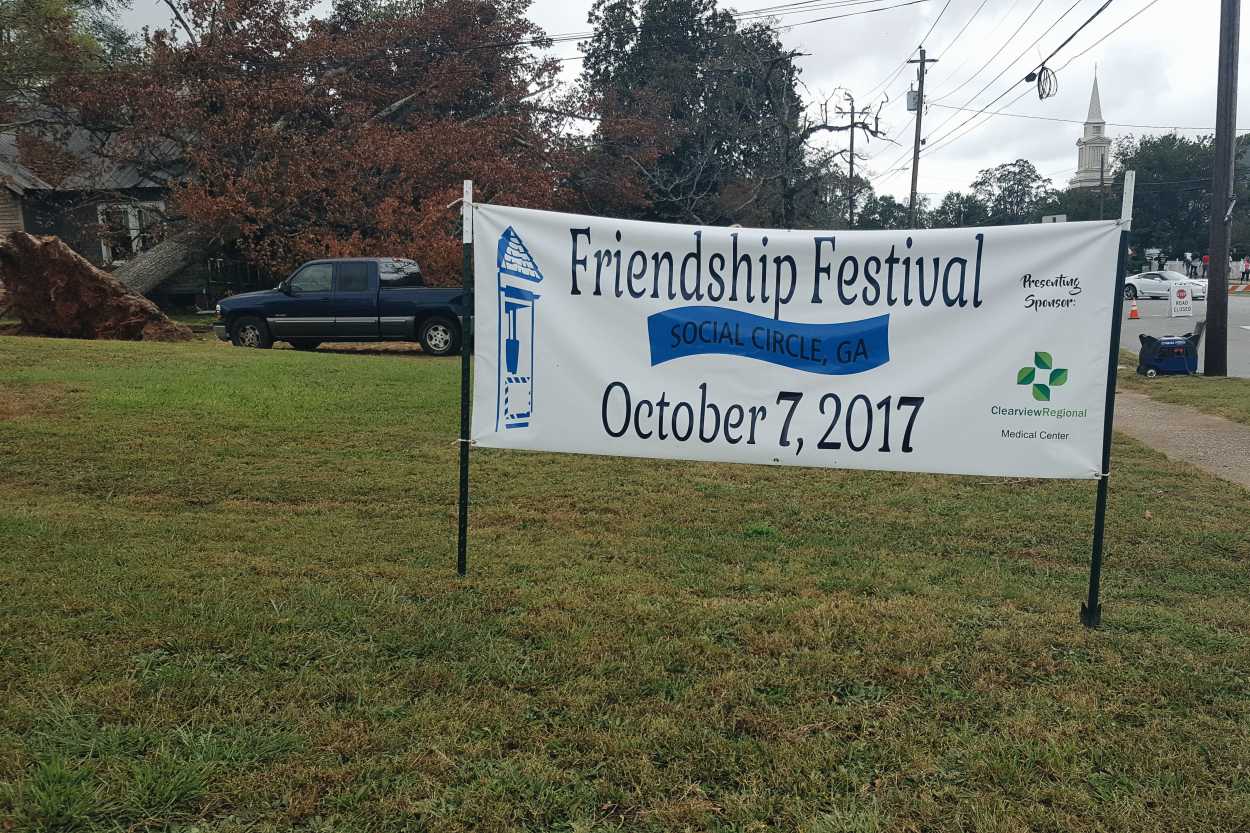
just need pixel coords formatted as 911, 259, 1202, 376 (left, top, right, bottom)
1099, 156, 1106, 220
907, 48, 938, 228
846, 93, 857, 228
1206, 0, 1240, 377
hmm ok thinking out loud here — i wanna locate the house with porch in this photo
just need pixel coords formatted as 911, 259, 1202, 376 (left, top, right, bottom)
0, 125, 230, 306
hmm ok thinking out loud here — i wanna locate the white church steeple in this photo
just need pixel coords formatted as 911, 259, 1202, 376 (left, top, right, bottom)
1071, 76, 1111, 188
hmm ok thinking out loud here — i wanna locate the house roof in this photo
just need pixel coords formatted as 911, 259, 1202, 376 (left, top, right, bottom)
0, 143, 52, 195
1, 108, 182, 194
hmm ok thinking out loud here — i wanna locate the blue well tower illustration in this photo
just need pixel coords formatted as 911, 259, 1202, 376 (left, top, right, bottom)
495, 227, 543, 430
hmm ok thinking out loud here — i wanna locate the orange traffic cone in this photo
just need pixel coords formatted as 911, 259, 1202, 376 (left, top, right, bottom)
1128, 299, 1140, 320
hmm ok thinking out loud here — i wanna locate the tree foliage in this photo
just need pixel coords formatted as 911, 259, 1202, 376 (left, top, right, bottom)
36, 0, 568, 281
0, 0, 135, 118
1100, 133, 1250, 260
927, 191, 988, 229
945, 136, 1250, 266
575, 0, 880, 228
970, 159, 1055, 226
855, 192, 912, 230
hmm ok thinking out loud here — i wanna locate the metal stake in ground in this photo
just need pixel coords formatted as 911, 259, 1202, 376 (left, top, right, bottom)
457, 180, 474, 576
1083, 171, 1135, 629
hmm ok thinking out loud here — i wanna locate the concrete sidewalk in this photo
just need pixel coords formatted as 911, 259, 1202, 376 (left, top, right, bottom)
1114, 391, 1250, 490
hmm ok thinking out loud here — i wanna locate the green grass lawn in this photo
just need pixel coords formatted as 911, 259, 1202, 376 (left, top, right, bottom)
1118, 350, 1250, 427
2, 335, 1249, 832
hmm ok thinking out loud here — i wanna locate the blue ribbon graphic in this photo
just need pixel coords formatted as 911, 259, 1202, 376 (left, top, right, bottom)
646, 306, 889, 375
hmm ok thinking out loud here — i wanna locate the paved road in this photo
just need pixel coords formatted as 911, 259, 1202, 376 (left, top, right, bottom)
1118, 294, 1250, 377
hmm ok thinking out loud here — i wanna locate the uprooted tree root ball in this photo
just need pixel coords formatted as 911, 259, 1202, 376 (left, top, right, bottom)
0, 232, 192, 342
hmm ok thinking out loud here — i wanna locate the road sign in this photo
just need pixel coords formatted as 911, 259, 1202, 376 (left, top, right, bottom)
1170, 283, 1194, 318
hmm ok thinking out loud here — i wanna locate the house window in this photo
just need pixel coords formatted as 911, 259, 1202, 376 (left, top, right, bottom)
98, 202, 166, 266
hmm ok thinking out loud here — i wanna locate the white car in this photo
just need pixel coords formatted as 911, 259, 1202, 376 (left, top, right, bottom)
1124, 270, 1207, 301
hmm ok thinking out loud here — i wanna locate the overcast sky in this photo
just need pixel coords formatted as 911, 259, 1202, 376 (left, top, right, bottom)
119, 0, 1241, 202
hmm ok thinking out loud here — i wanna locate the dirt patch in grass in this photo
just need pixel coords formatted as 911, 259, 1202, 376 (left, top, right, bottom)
0, 381, 72, 421
311, 341, 430, 357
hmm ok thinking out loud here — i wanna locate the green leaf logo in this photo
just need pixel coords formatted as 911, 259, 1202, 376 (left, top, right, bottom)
1017, 352, 1068, 400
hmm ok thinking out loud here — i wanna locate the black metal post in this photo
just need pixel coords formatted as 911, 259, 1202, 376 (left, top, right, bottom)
1205, 0, 1240, 377
456, 236, 473, 577
1082, 229, 1129, 628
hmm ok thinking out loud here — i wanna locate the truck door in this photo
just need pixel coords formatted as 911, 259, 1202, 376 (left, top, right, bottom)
332, 261, 379, 338
268, 263, 335, 339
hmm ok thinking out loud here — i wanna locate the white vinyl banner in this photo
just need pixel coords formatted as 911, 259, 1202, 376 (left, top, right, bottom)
471, 205, 1122, 479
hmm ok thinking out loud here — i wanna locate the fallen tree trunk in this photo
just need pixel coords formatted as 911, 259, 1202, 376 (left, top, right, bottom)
0, 232, 192, 341
113, 229, 204, 295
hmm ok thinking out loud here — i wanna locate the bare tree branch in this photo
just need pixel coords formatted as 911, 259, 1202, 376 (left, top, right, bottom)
162, 0, 199, 47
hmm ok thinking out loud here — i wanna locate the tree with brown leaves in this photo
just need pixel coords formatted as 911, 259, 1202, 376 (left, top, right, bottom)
39, 0, 569, 284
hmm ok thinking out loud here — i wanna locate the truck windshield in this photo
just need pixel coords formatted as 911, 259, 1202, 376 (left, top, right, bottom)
380, 259, 423, 288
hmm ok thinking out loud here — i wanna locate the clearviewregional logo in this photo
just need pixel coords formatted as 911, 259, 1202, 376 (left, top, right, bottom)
1017, 351, 1068, 402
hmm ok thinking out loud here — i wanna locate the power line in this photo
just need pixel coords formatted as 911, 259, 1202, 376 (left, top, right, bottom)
917, 0, 1165, 159
933, 0, 994, 57
868, 0, 1059, 175
11, 0, 942, 97
1039, 0, 1164, 67
928, 103, 1250, 132
904, 0, 1099, 164
927, 0, 1022, 96
860, 0, 957, 102
855, 0, 965, 155
1028, 0, 1114, 75
530, 0, 905, 43
927, 0, 1045, 104
921, 0, 1083, 144
735, 0, 901, 21
918, 0, 954, 46
546, 0, 935, 66
777, 0, 936, 29
862, 58, 911, 102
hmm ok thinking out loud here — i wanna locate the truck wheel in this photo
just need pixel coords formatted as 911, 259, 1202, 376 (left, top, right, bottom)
289, 340, 321, 351
419, 317, 460, 356
231, 316, 272, 349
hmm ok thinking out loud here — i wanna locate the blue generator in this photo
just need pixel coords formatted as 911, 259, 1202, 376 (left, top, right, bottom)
1137, 324, 1204, 377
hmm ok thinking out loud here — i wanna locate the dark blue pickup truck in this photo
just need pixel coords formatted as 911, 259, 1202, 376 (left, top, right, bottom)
212, 257, 465, 355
